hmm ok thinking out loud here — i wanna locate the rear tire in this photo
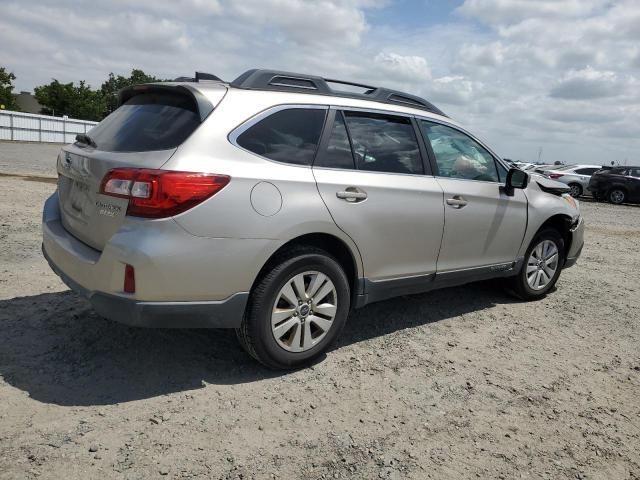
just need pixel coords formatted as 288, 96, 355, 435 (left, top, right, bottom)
236, 246, 350, 369
568, 183, 582, 198
508, 228, 564, 301
608, 188, 627, 205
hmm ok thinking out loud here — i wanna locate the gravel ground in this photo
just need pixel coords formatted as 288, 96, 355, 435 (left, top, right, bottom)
0, 143, 639, 479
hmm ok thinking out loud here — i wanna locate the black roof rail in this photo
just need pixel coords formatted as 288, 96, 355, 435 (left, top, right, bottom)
230, 69, 446, 117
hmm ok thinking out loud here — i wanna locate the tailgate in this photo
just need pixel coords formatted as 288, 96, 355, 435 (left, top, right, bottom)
57, 147, 175, 250
56, 83, 227, 251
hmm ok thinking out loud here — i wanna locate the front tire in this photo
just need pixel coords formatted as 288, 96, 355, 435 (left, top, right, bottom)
236, 247, 350, 369
508, 228, 564, 300
608, 188, 627, 205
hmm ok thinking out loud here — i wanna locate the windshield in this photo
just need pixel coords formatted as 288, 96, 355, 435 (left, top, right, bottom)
87, 91, 200, 152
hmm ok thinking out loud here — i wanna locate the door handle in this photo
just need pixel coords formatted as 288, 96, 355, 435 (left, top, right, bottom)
446, 196, 468, 208
336, 188, 367, 202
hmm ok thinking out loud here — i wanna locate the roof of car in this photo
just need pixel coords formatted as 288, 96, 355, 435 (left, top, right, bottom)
229, 69, 446, 116
164, 68, 448, 119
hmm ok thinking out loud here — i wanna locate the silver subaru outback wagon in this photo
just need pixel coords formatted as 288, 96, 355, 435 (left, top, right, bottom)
42, 69, 584, 369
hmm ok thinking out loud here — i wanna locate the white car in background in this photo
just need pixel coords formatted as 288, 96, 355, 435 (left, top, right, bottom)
543, 164, 602, 197
525, 164, 555, 174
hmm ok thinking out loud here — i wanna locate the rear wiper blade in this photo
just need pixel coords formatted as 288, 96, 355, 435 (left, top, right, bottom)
75, 133, 97, 148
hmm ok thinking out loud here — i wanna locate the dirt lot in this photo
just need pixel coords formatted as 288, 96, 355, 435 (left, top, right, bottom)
0, 144, 639, 479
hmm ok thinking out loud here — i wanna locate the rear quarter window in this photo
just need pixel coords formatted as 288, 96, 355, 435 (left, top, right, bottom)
88, 91, 201, 152
236, 108, 327, 166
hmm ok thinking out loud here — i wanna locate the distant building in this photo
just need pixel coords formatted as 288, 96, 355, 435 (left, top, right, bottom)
12, 91, 43, 114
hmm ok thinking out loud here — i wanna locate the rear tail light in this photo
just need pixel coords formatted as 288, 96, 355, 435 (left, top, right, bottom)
547, 173, 563, 179
100, 169, 230, 218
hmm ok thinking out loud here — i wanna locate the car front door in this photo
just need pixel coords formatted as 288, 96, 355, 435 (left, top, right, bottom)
627, 168, 640, 202
418, 120, 528, 273
312, 109, 444, 284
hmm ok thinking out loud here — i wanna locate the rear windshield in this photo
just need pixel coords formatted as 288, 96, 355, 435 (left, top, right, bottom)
87, 91, 200, 152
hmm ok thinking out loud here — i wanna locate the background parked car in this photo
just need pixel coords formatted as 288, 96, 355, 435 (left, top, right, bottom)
514, 162, 534, 170
588, 166, 640, 204
527, 164, 556, 174
542, 164, 602, 197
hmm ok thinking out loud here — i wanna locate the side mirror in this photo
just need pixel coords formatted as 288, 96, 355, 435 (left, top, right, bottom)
502, 168, 529, 196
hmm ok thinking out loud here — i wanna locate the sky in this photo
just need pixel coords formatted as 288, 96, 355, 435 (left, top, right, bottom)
2, 0, 639, 164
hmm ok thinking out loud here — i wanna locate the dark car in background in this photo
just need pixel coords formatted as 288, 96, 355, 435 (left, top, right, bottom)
588, 166, 640, 204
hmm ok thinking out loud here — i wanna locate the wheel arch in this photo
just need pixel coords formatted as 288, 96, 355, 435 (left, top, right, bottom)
531, 214, 574, 264
567, 182, 583, 194
607, 184, 628, 201
607, 183, 628, 193
250, 233, 362, 304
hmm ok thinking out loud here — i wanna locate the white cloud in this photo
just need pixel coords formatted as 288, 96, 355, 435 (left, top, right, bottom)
226, 0, 375, 47
373, 52, 431, 82
1, 0, 639, 164
427, 76, 480, 106
550, 67, 627, 100
457, 0, 610, 24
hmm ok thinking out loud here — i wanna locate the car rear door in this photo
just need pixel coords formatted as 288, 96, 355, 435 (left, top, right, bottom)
417, 120, 527, 273
312, 108, 444, 282
573, 167, 600, 190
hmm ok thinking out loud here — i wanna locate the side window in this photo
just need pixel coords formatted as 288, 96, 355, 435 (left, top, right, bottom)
419, 121, 500, 182
496, 160, 508, 182
628, 168, 640, 178
315, 111, 355, 169
236, 108, 326, 166
343, 111, 423, 175
575, 168, 599, 175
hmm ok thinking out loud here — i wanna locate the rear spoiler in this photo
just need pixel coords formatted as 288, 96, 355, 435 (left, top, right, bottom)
117, 84, 215, 122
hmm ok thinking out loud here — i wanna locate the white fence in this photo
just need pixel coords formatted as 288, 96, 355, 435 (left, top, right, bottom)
0, 110, 98, 144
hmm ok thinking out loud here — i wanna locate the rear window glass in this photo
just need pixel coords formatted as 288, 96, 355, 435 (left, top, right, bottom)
236, 108, 326, 166
87, 92, 200, 152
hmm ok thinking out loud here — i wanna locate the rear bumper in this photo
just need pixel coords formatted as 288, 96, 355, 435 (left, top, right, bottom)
43, 243, 248, 328
41, 192, 262, 328
564, 215, 584, 269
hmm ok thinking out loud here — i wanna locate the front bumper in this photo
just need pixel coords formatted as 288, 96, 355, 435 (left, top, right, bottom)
564, 215, 585, 269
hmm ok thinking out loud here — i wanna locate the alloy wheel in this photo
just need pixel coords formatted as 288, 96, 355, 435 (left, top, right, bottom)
526, 240, 559, 291
271, 271, 337, 352
609, 189, 625, 204
569, 184, 581, 197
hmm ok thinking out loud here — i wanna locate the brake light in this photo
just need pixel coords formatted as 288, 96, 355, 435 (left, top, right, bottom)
99, 169, 230, 218
548, 173, 563, 179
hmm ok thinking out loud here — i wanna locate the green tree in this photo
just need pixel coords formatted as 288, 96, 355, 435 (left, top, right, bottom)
101, 69, 161, 115
33, 69, 163, 121
34, 79, 105, 121
0, 67, 20, 111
